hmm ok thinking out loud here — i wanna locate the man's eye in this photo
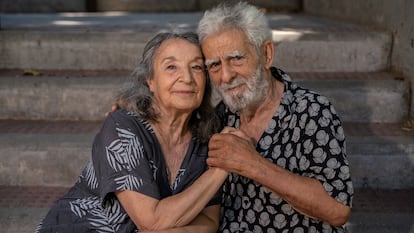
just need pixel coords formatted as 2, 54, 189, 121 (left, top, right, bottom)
208, 63, 220, 71
231, 56, 245, 65
166, 65, 176, 70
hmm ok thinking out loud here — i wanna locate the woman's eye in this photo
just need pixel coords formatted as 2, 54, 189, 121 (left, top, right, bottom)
192, 65, 204, 70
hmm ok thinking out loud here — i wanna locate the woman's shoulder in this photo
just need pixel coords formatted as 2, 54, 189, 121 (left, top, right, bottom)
104, 110, 152, 133
107, 109, 138, 120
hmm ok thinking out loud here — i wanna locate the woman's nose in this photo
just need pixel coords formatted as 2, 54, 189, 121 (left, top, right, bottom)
180, 68, 194, 83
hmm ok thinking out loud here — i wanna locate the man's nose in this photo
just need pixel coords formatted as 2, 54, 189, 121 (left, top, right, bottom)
221, 63, 235, 83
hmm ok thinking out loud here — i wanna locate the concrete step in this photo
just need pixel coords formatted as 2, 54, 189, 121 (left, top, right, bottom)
0, 12, 391, 72
0, 0, 301, 13
1, 186, 413, 233
295, 72, 410, 123
0, 120, 413, 189
0, 120, 100, 187
0, 70, 409, 123
94, 0, 301, 12
0, 70, 127, 121
0, 0, 86, 13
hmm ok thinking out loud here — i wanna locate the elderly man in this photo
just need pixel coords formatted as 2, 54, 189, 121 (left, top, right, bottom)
198, 2, 353, 233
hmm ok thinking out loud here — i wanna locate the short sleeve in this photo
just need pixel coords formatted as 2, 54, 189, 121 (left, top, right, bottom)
299, 97, 353, 207
92, 111, 161, 203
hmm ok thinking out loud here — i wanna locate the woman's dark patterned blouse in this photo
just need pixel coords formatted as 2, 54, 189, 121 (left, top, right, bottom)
36, 110, 220, 233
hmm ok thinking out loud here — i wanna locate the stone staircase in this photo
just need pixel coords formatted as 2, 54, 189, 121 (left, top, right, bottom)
1, 11, 412, 189
1, 7, 414, 233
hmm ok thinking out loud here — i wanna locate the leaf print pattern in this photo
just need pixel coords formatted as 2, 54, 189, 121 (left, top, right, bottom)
149, 159, 158, 181
70, 197, 127, 233
88, 200, 127, 233
84, 160, 98, 189
115, 174, 143, 191
106, 127, 144, 172
219, 68, 353, 233
70, 196, 101, 218
34, 222, 42, 233
171, 168, 186, 191
36, 111, 216, 233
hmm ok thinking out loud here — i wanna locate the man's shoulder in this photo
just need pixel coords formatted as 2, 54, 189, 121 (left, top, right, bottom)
270, 66, 291, 82
274, 68, 334, 112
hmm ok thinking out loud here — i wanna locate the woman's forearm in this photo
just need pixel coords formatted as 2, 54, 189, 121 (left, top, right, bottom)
140, 205, 221, 233
155, 168, 226, 227
116, 167, 227, 230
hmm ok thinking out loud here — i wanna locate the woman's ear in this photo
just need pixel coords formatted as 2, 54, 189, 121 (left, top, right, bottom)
262, 40, 275, 69
146, 78, 154, 92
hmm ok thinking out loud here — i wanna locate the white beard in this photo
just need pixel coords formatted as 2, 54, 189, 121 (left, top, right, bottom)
216, 64, 269, 113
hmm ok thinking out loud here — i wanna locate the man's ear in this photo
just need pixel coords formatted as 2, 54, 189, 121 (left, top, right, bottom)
262, 40, 274, 69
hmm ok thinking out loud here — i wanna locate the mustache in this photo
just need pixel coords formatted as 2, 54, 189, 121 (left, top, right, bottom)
218, 77, 247, 92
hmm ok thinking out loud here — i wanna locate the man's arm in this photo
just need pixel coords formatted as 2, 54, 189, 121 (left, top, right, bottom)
207, 130, 351, 226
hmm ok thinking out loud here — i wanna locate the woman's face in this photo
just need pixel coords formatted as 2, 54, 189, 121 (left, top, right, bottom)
148, 38, 206, 115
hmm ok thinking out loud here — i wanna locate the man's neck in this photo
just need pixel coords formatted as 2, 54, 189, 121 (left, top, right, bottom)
239, 78, 284, 142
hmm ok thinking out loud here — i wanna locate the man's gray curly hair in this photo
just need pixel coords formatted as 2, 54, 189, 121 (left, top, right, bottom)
197, 1, 272, 53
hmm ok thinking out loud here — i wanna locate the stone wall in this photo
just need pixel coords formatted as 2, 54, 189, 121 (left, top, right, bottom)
303, 0, 414, 118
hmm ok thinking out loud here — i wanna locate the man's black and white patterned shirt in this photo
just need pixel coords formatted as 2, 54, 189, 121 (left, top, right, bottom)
217, 67, 353, 233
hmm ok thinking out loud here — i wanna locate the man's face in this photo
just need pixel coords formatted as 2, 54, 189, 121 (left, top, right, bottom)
201, 29, 268, 111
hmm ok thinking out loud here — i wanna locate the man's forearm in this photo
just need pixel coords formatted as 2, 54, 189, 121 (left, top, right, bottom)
250, 156, 351, 226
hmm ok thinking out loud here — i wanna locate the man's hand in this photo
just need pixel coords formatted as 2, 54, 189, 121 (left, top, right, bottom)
104, 97, 133, 117
207, 127, 258, 175
220, 127, 256, 145
105, 103, 120, 117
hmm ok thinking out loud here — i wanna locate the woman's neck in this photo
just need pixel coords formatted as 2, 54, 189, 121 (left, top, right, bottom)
150, 110, 192, 145
150, 104, 193, 144
150, 113, 193, 186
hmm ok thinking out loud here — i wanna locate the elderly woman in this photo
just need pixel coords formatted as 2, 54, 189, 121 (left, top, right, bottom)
36, 32, 228, 233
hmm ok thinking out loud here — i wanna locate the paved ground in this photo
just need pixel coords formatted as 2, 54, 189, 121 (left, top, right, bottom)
347, 189, 414, 233
0, 118, 413, 232
0, 186, 413, 233
0, 10, 413, 233
1, 118, 413, 136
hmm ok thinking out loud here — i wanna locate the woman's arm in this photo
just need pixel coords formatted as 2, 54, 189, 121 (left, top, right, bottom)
116, 167, 227, 231
140, 205, 221, 233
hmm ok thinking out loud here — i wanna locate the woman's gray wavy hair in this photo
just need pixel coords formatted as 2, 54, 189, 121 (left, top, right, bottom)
197, 1, 272, 52
115, 32, 220, 143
